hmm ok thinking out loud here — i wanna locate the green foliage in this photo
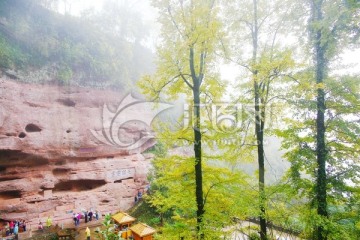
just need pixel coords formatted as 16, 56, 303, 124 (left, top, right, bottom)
0, 0, 154, 89
265, 1, 360, 238
217, 1, 360, 239
143, 137, 255, 239
222, 1, 299, 239
138, 0, 230, 238
57, 64, 72, 85
139, 0, 224, 102
96, 214, 120, 240
0, 35, 29, 69
143, 142, 168, 158
249, 232, 261, 240
275, 49, 360, 240
129, 200, 161, 227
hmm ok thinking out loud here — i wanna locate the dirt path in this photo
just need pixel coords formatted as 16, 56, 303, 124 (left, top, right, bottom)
73, 220, 103, 240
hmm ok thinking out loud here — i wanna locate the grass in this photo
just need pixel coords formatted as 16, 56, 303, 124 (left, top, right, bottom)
129, 199, 161, 227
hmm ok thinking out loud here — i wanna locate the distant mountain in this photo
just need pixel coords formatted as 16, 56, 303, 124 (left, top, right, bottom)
0, 0, 154, 89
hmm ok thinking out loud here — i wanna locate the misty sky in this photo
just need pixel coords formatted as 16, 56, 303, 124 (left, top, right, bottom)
63, 0, 359, 79
62, 0, 157, 21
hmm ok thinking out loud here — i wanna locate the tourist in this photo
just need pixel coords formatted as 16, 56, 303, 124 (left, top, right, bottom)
14, 223, 19, 235
95, 210, 100, 220
46, 216, 52, 228
145, 184, 150, 194
38, 221, 43, 231
19, 220, 26, 232
73, 213, 77, 226
74, 213, 80, 226
77, 212, 81, 225
137, 190, 143, 200
23, 220, 27, 231
88, 210, 93, 221
9, 221, 14, 234
85, 227, 91, 240
85, 211, 89, 223
5, 222, 10, 236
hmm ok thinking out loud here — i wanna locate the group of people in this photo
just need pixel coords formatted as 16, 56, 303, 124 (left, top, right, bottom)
3, 220, 26, 236
73, 210, 100, 227
38, 216, 52, 230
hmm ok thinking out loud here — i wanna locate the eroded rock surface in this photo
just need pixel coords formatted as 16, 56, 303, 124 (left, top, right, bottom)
0, 79, 155, 228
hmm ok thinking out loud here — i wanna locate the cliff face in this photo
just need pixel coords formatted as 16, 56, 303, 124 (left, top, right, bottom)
0, 79, 155, 226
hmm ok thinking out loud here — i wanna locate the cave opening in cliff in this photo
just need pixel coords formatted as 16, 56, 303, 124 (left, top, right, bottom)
18, 132, 26, 138
0, 190, 22, 200
57, 98, 76, 107
0, 176, 21, 181
55, 160, 66, 166
0, 150, 48, 167
25, 123, 42, 132
53, 179, 107, 192
52, 168, 71, 175
5, 133, 16, 136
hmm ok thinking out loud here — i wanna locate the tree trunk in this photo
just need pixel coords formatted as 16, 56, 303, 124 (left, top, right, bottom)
254, 81, 267, 240
311, 1, 328, 239
189, 38, 205, 239
193, 82, 204, 239
252, 0, 267, 239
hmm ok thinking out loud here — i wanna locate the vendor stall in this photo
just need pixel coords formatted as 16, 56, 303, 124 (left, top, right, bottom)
111, 212, 136, 229
129, 223, 156, 240
112, 212, 136, 239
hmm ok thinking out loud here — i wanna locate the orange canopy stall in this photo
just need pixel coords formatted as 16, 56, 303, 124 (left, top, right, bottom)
111, 212, 136, 239
111, 212, 136, 229
130, 223, 156, 240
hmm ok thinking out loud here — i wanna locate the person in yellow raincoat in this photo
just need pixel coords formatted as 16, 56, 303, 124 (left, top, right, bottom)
85, 227, 91, 240
46, 217, 52, 228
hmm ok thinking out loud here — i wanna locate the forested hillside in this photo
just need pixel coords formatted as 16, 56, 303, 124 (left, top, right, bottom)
0, 0, 154, 89
1, 0, 359, 240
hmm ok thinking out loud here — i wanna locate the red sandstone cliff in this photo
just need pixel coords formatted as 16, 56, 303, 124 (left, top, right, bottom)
0, 79, 156, 228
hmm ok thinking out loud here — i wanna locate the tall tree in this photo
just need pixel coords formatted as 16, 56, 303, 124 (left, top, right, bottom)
278, 68, 360, 239
310, 1, 328, 239
308, 1, 359, 239
146, 150, 249, 239
224, 1, 295, 239
251, 1, 268, 238
277, 0, 360, 239
139, 0, 223, 238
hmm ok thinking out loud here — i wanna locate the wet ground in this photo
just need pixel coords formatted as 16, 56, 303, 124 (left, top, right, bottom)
73, 220, 103, 240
